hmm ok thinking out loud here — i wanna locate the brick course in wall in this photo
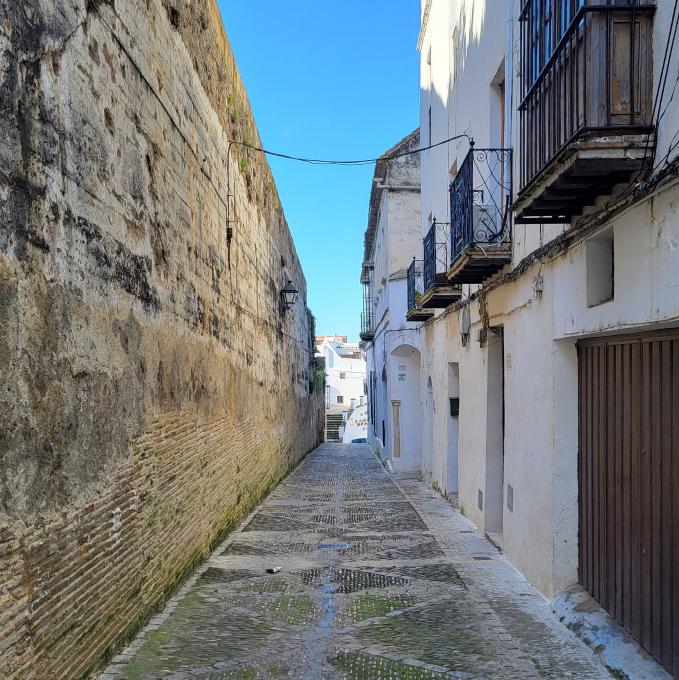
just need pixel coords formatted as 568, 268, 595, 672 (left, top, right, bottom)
0, 1, 324, 677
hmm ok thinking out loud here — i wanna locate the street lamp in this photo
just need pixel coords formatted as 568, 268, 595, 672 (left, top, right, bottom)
280, 279, 298, 312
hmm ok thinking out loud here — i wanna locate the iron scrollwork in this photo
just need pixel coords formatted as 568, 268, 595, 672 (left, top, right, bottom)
423, 219, 451, 292
450, 146, 512, 263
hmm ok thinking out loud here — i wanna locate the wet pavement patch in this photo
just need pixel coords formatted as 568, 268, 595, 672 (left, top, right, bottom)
343, 593, 419, 623
298, 568, 410, 594
371, 537, 445, 560
222, 539, 317, 556
329, 650, 452, 679
378, 564, 467, 587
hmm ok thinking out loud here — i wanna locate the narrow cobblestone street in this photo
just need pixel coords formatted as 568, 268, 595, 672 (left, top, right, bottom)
102, 444, 610, 679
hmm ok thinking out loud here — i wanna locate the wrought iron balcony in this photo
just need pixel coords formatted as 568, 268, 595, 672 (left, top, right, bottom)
448, 146, 512, 284
420, 220, 461, 308
516, 0, 655, 223
360, 308, 374, 342
359, 281, 375, 342
406, 259, 434, 322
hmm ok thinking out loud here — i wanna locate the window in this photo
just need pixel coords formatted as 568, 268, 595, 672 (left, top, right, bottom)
340, 372, 346, 380
521, 0, 586, 94
337, 395, 344, 404
586, 231, 614, 307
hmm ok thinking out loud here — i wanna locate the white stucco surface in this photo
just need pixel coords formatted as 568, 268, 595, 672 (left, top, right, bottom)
414, 0, 679, 609
317, 339, 366, 408
361, 132, 424, 475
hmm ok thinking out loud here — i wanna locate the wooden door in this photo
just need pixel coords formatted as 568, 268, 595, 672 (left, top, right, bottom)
578, 330, 679, 675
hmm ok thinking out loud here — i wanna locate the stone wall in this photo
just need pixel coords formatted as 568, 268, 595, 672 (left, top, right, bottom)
0, 1, 324, 677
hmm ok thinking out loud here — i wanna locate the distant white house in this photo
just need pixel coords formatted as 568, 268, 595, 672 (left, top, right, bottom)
315, 336, 366, 408
315, 335, 367, 442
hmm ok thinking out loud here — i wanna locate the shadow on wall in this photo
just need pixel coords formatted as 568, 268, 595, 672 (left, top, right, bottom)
453, 0, 489, 81
420, 0, 492, 173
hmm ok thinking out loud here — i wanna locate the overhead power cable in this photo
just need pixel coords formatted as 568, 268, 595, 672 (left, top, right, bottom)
234, 134, 471, 166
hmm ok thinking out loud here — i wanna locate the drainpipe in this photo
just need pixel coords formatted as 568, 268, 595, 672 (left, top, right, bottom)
505, 0, 514, 150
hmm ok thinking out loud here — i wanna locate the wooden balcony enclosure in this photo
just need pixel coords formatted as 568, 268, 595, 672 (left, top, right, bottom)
515, 1, 655, 224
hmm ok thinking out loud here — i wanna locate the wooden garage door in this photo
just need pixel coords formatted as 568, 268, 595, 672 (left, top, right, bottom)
578, 330, 679, 675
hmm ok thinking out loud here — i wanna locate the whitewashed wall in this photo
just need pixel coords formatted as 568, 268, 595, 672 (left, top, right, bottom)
417, 0, 679, 599
321, 341, 366, 406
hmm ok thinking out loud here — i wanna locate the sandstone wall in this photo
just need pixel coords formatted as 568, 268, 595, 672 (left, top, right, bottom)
0, 1, 324, 677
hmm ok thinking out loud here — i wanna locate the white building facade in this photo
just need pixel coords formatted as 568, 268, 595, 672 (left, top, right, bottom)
360, 131, 424, 474
410, 0, 679, 674
316, 336, 366, 409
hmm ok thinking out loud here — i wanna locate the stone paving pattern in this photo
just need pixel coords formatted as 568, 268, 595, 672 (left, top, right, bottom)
101, 444, 611, 679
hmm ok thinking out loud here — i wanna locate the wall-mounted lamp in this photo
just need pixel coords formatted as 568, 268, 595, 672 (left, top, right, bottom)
280, 279, 298, 312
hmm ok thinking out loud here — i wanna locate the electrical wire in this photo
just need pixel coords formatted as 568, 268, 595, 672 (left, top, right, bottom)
234, 134, 470, 167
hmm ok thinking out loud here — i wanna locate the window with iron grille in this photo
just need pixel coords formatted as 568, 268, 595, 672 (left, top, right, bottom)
521, 0, 586, 96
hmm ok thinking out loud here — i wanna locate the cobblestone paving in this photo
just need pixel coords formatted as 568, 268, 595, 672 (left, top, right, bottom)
101, 444, 611, 679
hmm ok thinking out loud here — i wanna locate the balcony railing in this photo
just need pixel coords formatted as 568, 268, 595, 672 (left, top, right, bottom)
406, 259, 433, 322
360, 308, 374, 341
418, 221, 460, 308
423, 220, 450, 293
518, 1, 654, 212
359, 281, 375, 341
448, 145, 512, 283
407, 259, 423, 312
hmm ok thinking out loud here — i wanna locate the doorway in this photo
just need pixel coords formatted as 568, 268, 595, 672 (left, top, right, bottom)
485, 327, 505, 547
447, 363, 460, 496
389, 345, 422, 472
578, 330, 679, 674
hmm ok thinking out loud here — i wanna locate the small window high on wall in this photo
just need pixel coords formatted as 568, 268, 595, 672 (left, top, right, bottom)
586, 229, 614, 307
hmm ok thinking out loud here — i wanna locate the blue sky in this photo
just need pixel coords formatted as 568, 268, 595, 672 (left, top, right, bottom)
217, 1, 420, 342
